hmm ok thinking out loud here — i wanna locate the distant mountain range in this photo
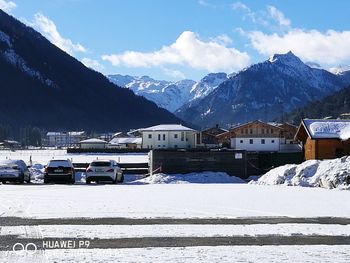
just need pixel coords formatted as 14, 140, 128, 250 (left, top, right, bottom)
109, 52, 350, 129
0, 10, 182, 132
284, 84, 350, 123
108, 73, 229, 112
175, 51, 350, 128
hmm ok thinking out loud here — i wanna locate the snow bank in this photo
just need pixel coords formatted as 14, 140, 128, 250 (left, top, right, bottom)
130, 172, 246, 184
253, 156, 350, 190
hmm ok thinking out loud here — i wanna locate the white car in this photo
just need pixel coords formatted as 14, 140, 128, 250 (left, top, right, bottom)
86, 160, 124, 184
0, 159, 31, 184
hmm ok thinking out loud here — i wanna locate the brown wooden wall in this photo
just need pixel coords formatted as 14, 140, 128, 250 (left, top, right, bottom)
304, 138, 350, 160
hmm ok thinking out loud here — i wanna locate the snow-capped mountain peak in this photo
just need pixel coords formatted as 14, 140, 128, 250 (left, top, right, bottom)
268, 51, 304, 68
329, 65, 350, 75
108, 73, 228, 112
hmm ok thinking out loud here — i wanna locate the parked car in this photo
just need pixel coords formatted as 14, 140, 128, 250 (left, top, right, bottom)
86, 160, 124, 184
0, 159, 31, 184
44, 159, 75, 184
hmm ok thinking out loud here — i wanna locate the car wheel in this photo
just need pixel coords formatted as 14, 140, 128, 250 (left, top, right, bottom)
19, 173, 25, 184
86, 178, 91, 184
117, 173, 124, 183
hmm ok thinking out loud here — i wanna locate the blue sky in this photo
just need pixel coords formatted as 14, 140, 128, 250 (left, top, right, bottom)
2, 0, 350, 80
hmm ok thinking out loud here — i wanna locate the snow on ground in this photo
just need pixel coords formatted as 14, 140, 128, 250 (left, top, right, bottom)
129, 172, 246, 184
2, 224, 350, 239
253, 156, 350, 190
2, 246, 350, 263
1, 184, 350, 218
0, 150, 148, 165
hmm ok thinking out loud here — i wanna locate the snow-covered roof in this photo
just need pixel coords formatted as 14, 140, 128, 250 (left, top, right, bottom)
141, 124, 196, 132
109, 137, 142, 145
80, 138, 107, 144
302, 119, 350, 140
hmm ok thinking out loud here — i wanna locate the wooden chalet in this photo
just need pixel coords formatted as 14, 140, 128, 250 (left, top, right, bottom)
295, 119, 350, 160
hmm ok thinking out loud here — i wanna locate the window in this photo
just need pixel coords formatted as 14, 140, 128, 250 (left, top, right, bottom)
249, 139, 253, 144
261, 139, 265, 144
163, 145, 166, 147
174, 145, 178, 148
240, 140, 243, 143
262, 129, 265, 134
174, 134, 178, 139
271, 129, 273, 134
181, 132, 184, 141
271, 140, 275, 143
158, 134, 161, 141
158, 145, 161, 148
163, 134, 166, 140
241, 130, 243, 134
245, 129, 248, 134
250, 129, 253, 134
148, 134, 152, 139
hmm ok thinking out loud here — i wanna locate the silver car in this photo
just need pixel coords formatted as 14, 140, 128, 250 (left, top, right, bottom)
86, 160, 124, 184
0, 159, 31, 184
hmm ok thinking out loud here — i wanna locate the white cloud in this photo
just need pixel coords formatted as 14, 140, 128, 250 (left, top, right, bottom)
249, 29, 350, 64
102, 31, 250, 72
0, 0, 16, 12
32, 13, 86, 55
231, 1, 250, 11
210, 34, 232, 45
81, 57, 104, 72
231, 2, 269, 26
198, 0, 216, 8
267, 6, 291, 27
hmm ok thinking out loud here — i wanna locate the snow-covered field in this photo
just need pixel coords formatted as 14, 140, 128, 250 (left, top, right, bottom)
1, 183, 350, 218
2, 224, 350, 239
2, 246, 350, 263
1, 150, 350, 262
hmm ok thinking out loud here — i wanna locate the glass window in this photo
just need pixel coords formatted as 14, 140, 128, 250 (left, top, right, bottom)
261, 139, 265, 144
158, 134, 161, 140
271, 129, 273, 134
249, 139, 253, 144
250, 129, 253, 134
271, 140, 275, 143
163, 134, 166, 140
240, 140, 243, 143
148, 134, 152, 139
262, 129, 264, 134
174, 134, 178, 139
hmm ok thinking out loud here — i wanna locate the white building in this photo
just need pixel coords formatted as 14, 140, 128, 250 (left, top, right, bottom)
141, 124, 197, 149
46, 131, 85, 147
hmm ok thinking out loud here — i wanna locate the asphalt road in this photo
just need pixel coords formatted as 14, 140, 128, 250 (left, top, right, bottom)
2, 216, 350, 226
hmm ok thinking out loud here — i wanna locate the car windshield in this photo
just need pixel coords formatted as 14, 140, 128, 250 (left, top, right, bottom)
48, 160, 71, 167
91, 161, 111, 167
